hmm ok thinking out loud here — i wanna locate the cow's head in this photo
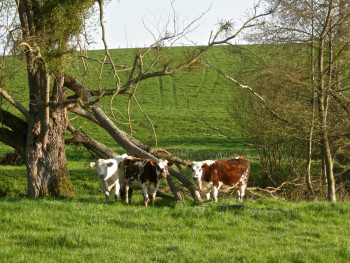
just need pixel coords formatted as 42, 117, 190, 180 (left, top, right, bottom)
155, 158, 174, 178
186, 161, 204, 181
186, 160, 215, 181
90, 159, 118, 180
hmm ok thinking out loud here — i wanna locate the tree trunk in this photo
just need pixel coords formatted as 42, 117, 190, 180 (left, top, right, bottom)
15, 0, 74, 197
306, 12, 316, 196
26, 74, 73, 197
322, 138, 336, 202
317, 1, 336, 202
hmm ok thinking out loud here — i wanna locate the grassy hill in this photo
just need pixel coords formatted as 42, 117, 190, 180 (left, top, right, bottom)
66, 46, 256, 156
1, 45, 259, 158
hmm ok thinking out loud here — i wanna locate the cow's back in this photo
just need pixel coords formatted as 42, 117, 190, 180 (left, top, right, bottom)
141, 160, 157, 183
203, 157, 250, 187
123, 158, 142, 178
122, 157, 157, 185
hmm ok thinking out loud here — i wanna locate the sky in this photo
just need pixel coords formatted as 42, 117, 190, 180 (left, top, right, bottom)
89, 0, 256, 50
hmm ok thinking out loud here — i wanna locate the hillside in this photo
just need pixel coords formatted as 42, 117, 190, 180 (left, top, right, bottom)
1, 45, 259, 161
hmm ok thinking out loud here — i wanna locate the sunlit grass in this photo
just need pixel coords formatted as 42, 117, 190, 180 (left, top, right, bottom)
0, 197, 349, 262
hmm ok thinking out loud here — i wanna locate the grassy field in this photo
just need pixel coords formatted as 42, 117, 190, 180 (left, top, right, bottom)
1, 196, 349, 262
1, 161, 350, 262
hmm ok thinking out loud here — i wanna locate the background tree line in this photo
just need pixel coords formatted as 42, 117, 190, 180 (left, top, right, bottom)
211, 0, 349, 201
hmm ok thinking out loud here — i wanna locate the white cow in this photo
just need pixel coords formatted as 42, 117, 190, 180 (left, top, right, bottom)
90, 154, 128, 203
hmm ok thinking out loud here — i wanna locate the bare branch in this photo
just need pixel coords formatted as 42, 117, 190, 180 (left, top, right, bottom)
66, 123, 118, 159
76, 54, 130, 71
69, 105, 100, 125
0, 87, 31, 120
0, 24, 17, 42
97, 0, 121, 92
133, 95, 158, 147
211, 3, 278, 45
204, 61, 291, 125
189, 106, 259, 148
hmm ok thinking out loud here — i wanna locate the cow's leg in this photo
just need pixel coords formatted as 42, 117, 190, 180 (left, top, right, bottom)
150, 192, 156, 206
238, 180, 247, 202
105, 191, 110, 203
206, 192, 211, 200
236, 186, 241, 202
100, 182, 109, 203
124, 185, 129, 204
141, 184, 149, 207
114, 183, 120, 202
119, 186, 126, 202
212, 186, 219, 202
128, 187, 133, 204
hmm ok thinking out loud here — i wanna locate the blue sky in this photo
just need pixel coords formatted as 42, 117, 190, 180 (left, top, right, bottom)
89, 0, 255, 50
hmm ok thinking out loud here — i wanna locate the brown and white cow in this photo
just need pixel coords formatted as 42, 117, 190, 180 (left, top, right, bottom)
186, 156, 250, 202
121, 157, 173, 206
90, 154, 127, 203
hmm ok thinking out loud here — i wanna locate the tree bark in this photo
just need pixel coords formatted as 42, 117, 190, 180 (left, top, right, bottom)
26, 73, 73, 197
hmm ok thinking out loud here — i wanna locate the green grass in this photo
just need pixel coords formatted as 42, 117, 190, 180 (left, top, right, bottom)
1, 161, 349, 262
0, 197, 349, 262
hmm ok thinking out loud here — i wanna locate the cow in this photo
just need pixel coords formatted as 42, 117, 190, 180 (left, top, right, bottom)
121, 157, 173, 206
89, 154, 128, 203
186, 156, 250, 202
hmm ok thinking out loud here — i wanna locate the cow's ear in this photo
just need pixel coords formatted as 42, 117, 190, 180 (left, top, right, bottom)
90, 162, 96, 168
107, 162, 114, 167
150, 160, 156, 166
185, 164, 191, 170
167, 162, 174, 167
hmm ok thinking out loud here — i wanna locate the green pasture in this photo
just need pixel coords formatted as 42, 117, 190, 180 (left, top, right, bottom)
0, 195, 349, 262
0, 45, 258, 156
1, 161, 349, 262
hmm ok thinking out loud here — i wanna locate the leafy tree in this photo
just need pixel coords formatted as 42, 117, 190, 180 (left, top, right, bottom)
1, 0, 96, 197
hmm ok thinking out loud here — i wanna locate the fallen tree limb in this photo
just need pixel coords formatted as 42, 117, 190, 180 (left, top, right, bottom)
64, 75, 201, 203
66, 123, 118, 159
